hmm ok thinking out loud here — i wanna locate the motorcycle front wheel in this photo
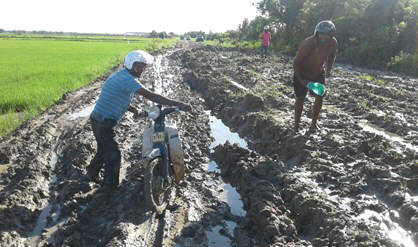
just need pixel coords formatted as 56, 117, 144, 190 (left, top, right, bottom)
144, 156, 171, 214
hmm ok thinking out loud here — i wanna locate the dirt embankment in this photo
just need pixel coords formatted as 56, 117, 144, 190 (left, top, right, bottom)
180, 46, 418, 246
0, 44, 417, 247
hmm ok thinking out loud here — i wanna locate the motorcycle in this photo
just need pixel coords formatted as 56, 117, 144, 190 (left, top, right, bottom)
141, 105, 185, 214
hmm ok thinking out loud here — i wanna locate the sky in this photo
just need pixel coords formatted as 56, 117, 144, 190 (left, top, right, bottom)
1, 0, 259, 34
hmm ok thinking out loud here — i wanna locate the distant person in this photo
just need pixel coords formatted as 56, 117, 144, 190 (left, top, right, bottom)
261, 26, 272, 58
87, 50, 191, 190
293, 20, 337, 134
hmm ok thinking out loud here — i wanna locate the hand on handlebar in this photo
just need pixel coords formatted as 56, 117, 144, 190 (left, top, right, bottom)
137, 111, 148, 118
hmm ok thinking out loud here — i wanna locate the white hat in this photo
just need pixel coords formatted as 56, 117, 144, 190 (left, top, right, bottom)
124, 50, 154, 69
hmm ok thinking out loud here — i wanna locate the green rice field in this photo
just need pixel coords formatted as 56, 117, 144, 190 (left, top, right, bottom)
0, 35, 176, 136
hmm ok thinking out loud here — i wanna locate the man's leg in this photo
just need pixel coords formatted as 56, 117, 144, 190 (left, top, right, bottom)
293, 74, 308, 132
87, 118, 104, 182
294, 96, 305, 132
103, 141, 121, 189
102, 120, 121, 190
310, 72, 325, 132
311, 95, 323, 128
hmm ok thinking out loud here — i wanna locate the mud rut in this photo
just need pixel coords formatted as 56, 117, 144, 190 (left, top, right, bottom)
0, 43, 417, 247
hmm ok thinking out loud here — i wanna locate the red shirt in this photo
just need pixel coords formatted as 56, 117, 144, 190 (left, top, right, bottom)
262, 31, 271, 46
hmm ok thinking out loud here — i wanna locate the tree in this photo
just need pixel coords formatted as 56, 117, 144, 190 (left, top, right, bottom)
168, 32, 176, 38
238, 18, 250, 40
240, 0, 418, 74
158, 32, 167, 39
150, 30, 158, 38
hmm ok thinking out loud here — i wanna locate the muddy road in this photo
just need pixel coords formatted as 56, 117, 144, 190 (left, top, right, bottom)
0, 43, 417, 247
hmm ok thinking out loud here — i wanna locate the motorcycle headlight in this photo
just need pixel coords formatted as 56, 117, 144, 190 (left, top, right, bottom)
148, 105, 160, 120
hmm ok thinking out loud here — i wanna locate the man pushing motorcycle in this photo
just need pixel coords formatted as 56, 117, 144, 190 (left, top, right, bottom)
87, 50, 191, 191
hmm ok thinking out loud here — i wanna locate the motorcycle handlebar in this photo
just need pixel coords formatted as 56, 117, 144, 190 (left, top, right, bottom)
139, 106, 180, 119
160, 107, 180, 115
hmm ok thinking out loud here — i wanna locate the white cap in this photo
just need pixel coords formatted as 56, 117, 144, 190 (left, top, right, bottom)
124, 50, 154, 69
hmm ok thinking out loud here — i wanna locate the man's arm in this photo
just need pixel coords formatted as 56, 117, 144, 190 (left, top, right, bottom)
136, 87, 191, 111
293, 40, 311, 87
326, 38, 338, 77
128, 105, 138, 114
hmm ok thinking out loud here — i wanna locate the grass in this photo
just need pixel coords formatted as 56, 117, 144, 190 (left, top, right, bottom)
0, 164, 10, 174
204, 39, 261, 49
357, 75, 374, 81
252, 83, 292, 98
357, 74, 386, 86
204, 39, 236, 48
0, 36, 176, 136
0, 33, 160, 42
359, 99, 369, 109
246, 70, 258, 79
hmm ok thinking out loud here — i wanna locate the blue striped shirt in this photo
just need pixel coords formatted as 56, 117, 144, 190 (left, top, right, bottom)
91, 68, 142, 122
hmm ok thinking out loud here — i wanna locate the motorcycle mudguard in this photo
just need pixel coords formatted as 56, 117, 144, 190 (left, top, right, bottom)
148, 148, 161, 160
142, 126, 154, 158
166, 125, 185, 182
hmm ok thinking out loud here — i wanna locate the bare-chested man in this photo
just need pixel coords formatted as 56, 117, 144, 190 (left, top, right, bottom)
293, 20, 337, 134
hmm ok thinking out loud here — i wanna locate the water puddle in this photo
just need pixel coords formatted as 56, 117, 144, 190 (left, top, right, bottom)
206, 111, 247, 217
356, 209, 415, 247
228, 79, 248, 91
358, 120, 417, 153
29, 149, 60, 244
187, 196, 203, 222
207, 111, 248, 150
206, 225, 232, 247
205, 220, 241, 246
371, 109, 386, 118
31, 204, 62, 236
206, 160, 220, 173
219, 182, 246, 216
225, 220, 237, 235
152, 55, 164, 95
67, 105, 94, 120
151, 54, 175, 96
31, 205, 53, 237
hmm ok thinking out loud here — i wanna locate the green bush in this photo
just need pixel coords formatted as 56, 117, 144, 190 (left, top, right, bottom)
386, 51, 418, 77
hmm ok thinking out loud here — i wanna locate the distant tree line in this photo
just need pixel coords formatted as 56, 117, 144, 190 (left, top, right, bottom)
179, 30, 242, 43
0, 29, 134, 37
149, 31, 177, 39
235, 0, 418, 76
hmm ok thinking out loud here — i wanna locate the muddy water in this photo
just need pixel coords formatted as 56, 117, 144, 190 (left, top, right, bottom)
356, 208, 415, 247
208, 111, 248, 149
207, 111, 247, 217
30, 151, 59, 236
67, 105, 94, 120
358, 120, 418, 154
